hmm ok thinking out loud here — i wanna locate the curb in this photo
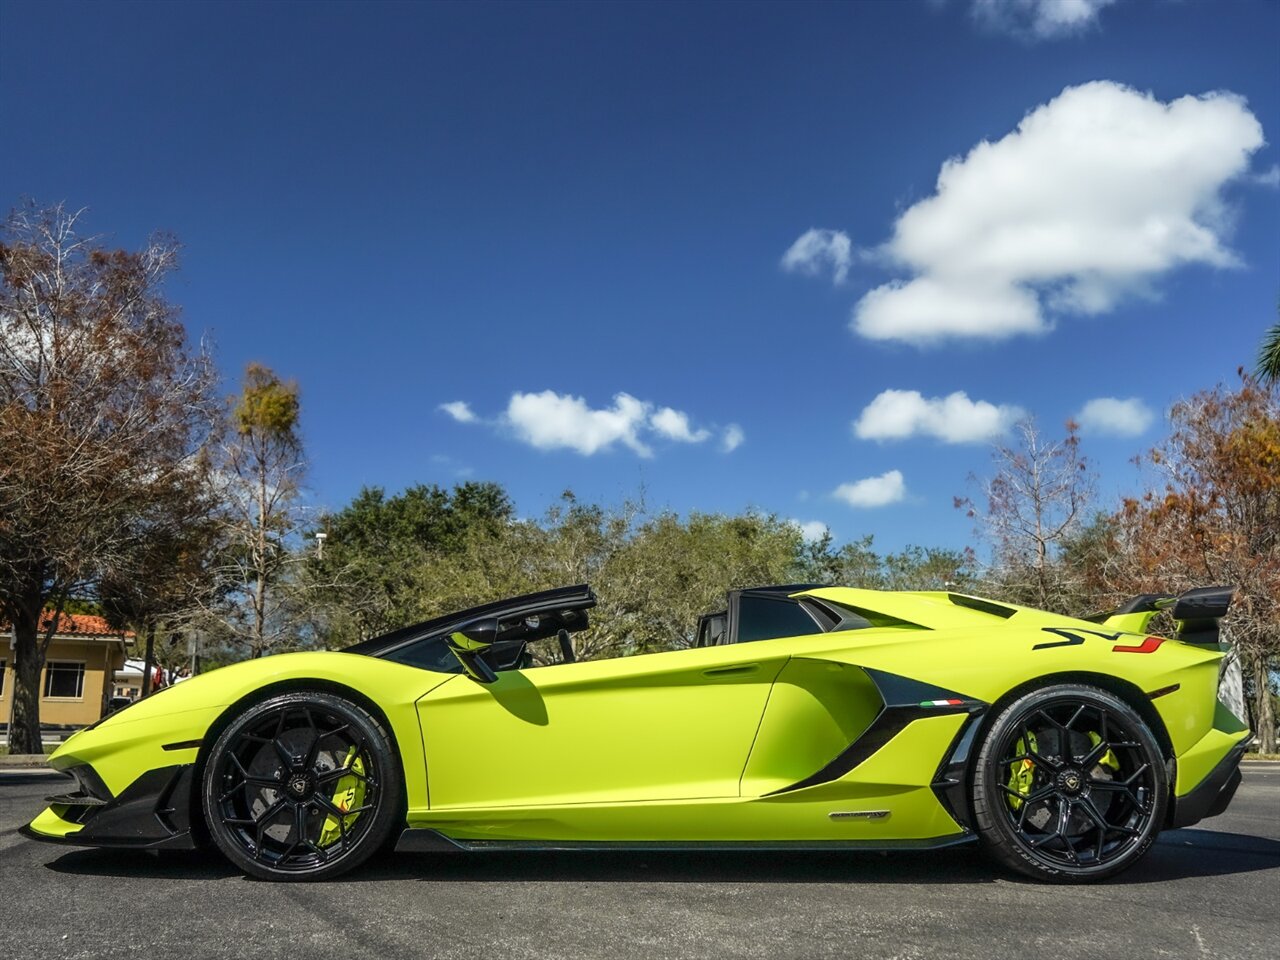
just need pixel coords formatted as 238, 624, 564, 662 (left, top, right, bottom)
0, 756, 54, 770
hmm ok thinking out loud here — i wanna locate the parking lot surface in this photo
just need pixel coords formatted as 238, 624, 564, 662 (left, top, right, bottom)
1, 765, 1277, 960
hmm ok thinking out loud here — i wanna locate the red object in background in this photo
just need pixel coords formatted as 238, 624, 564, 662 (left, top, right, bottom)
153, 666, 165, 688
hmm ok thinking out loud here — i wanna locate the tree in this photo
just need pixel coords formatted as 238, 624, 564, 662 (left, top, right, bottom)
604, 510, 801, 653
957, 419, 1094, 612
0, 203, 216, 751
1109, 374, 1279, 751
304, 481, 515, 646
1259, 311, 1280, 386
306, 486, 805, 660
213, 363, 308, 659
794, 532, 976, 594
98, 470, 224, 694
881, 544, 977, 592
795, 532, 882, 588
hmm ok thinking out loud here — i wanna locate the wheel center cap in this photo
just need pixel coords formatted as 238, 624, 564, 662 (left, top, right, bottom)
287, 774, 311, 798
1057, 768, 1085, 795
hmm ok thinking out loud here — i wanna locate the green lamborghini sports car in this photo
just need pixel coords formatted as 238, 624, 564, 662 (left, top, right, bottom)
24, 583, 1249, 883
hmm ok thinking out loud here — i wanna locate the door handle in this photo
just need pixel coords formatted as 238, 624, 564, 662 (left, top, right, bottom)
702, 663, 760, 678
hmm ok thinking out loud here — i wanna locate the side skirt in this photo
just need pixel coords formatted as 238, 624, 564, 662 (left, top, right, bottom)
395, 828, 976, 854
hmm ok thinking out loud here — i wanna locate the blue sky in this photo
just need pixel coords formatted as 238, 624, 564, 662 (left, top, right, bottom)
3, 0, 1277, 553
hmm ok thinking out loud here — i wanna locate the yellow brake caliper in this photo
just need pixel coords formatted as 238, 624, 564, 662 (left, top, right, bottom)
1087, 730, 1120, 776
318, 746, 367, 848
1007, 730, 1120, 810
1007, 731, 1038, 810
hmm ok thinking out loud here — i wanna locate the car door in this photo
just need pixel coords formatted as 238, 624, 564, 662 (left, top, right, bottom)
416, 640, 791, 810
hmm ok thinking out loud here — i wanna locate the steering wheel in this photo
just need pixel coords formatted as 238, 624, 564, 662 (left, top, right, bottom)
557, 628, 576, 664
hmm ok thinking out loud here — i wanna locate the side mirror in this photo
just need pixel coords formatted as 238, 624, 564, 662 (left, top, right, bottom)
447, 618, 500, 683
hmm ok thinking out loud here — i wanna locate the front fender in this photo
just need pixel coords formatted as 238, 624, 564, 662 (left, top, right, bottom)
50, 651, 446, 811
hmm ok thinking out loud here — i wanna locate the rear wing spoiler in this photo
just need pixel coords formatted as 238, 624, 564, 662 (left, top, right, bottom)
1086, 585, 1235, 645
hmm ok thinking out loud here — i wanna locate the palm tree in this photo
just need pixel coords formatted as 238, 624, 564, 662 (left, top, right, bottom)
1259, 309, 1280, 386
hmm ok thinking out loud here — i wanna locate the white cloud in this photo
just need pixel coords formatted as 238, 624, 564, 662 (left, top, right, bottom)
431, 453, 474, 477
854, 389, 1023, 444
849, 82, 1265, 345
650, 407, 711, 444
506, 391, 655, 457
833, 470, 906, 509
792, 520, 831, 544
971, 0, 1115, 40
445, 391, 716, 457
439, 401, 477, 423
452, 391, 726, 457
1075, 396, 1154, 437
1253, 164, 1280, 187
781, 228, 853, 284
721, 423, 745, 453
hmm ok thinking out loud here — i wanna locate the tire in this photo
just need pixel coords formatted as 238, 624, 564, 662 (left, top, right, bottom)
201, 691, 403, 881
971, 684, 1167, 883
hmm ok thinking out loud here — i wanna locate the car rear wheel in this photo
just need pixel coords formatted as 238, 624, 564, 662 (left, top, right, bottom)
202, 691, 402, 881
971, 684, 1167, 882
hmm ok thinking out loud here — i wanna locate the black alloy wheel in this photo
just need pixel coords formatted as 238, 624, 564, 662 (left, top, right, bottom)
971, 684, 1167, 882
202, 691, 402, 881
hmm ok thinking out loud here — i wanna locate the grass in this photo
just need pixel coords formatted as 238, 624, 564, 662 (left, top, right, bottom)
1244, 752, 1280, 761
0, 745, 57, 756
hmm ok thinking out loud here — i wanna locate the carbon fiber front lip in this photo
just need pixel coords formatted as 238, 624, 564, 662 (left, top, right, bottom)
19, 821, 195, 850
26, 764, 198, 850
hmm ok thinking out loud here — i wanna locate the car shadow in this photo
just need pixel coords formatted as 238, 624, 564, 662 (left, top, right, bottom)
1117, 828, 1280, 885
42, 828, 1280, 885
45, 848, 242, 880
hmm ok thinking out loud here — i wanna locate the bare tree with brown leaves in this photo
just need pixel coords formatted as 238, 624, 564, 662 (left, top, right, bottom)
98, 470, 225, 696
958, 418, 1095, 613
1109, 374, 1279, 751
0, 202, 217, 752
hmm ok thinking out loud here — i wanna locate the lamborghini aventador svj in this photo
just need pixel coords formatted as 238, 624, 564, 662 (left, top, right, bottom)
24, 583, 1249, 883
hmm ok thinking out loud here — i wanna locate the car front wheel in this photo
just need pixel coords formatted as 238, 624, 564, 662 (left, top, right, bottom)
202, 691, 402, 881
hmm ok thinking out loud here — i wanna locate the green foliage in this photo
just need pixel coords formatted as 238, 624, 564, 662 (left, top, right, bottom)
601, 510, 802, 654
306, 482, 984, 660
796, 532, 976, 594
305, 482, 517, 644
233, 363, 300, 440
320, 482, 513, 558
1258, 310, 1280, 386
61, 597, 105, 616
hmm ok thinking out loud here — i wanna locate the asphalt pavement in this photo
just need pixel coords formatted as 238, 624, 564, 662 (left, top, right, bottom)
1, 765, 1277, 960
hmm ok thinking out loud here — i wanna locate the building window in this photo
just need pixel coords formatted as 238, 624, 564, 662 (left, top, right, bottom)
44, 661, 85, 699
